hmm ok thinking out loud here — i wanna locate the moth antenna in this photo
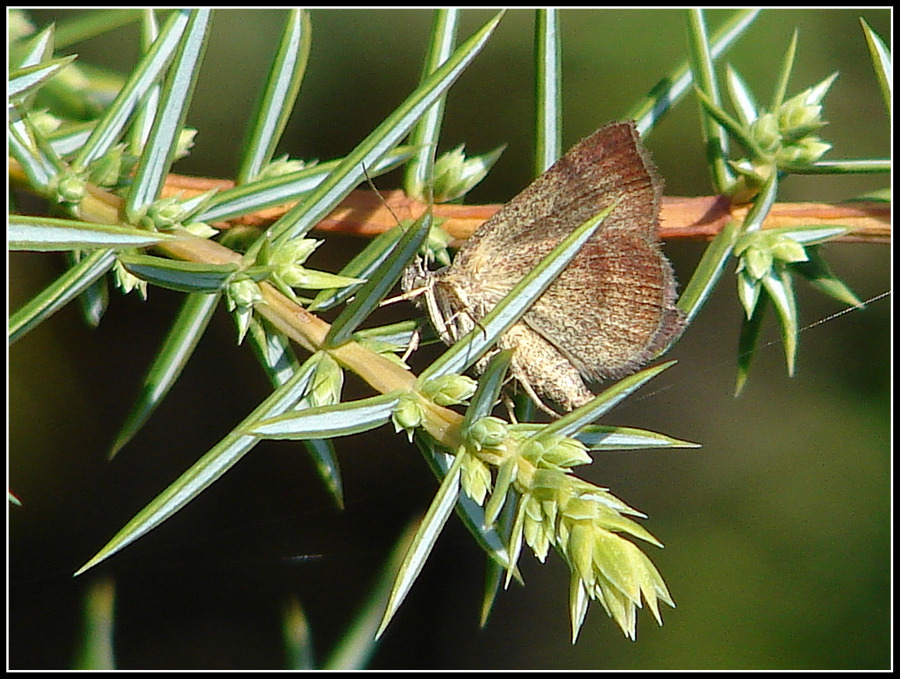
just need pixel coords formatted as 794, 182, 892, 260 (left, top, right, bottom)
362, 163, 405, 229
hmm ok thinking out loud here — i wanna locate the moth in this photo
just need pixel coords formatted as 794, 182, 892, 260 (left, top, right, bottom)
403, 121, 685, 413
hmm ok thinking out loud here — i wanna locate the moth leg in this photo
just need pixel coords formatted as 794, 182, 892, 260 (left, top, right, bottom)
500, 391, 522, 424
470, 346, 555, 420
400, 325, 421, 363
509, 367, 564, 418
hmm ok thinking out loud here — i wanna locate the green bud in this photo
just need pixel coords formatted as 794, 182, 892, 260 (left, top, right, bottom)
431, 146, 467, 202
278, 238, 321, 267
737, 271, 762, 318
113, 259, 148, 299
521, 434, 591, 470
561, 496, 599, 522
460, 454, 491, 506
53, 172, 86, 204
283, 268, 363, 290
233, 305, 253, 345
421, 373, 477, 406
777, 92, 826, 140
30, 110, 61, 137
770, 236, 808, 264
272, 239, 363, 290
174, 128, 197, 161
226, 276, 263, 310
736, 231, 809, 282
183, 221, 218, 239
519, 436, 548, 466
743, 246, 774, 281
541, 436, 591, 469
87, 147, 124, 187
305, 353, 344, 407
146, 197, 186, 229
749, 112, 781, 152
391, 393, 424, 441
259, 154, 310, 179
541, 497, 559, 531
566, 521, 596, 587
425, 223, 454, 268
523, 497, 552, 562
432, 144, 504, 202
466, 416, 508, 452
777, 137, 831, 165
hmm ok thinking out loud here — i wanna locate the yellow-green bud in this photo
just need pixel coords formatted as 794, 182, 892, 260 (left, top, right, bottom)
392, 393, 424, 441
183, 222, 218, 239
749, 113, 781, 152
259, 155, 308, 179
54, 173, 86, 204
421, 374, 477, 406
113, 260, 148, 299
777, 96, 825, 140
173, 128, 197, 161
460, 454, 491, 506
147, 197, 186, 229
742, 246, 774, 281
88, 148, 124, 187
227, 277, 263, 309
769, 236, 808, 264
431, 144, 502, 202
540, 436, 591, 469
30, 110, 61, 137
736, 231, 808, 281
466, 416, 508, 452
521, 434, 590, 470
777, 137, 831, 165
306, 354, 343, 407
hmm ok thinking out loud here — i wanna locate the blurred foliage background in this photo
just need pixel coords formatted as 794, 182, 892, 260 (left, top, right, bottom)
9, 8, 889, 670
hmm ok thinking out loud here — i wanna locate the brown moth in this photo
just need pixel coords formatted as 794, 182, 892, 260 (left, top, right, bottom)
403, 120, 685, 413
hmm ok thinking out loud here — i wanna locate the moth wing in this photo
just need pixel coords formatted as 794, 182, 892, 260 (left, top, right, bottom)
523, 234, 684, 381
440, 119, 682, 383
451, 120, 662, 274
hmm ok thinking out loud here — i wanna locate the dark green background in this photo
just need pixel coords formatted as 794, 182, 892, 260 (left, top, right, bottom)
9, 8, 890, 670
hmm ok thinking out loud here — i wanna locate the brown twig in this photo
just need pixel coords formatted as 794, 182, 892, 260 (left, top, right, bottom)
161, 173, 891, 245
